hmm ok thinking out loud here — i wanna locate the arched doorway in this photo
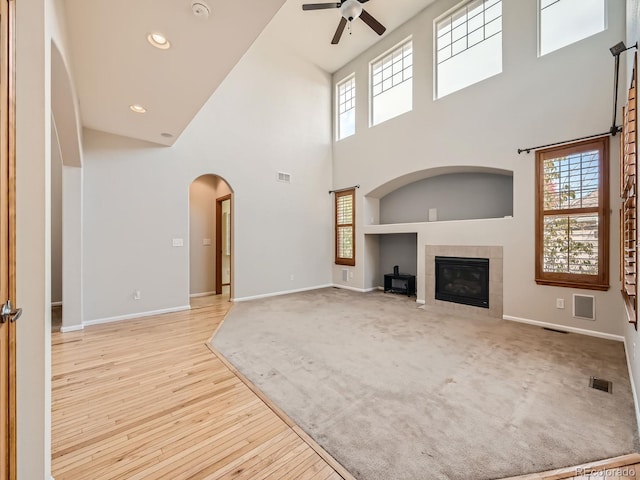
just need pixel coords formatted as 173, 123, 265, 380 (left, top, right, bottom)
189, 174, 233, 308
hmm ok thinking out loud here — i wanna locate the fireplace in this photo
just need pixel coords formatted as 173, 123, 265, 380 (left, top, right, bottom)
435, 256, 489, 308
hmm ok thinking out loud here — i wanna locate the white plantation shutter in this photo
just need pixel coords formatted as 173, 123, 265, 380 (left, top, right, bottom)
335, 189, 355, 266
535, 137, 609, 290
621, 55, 637, 328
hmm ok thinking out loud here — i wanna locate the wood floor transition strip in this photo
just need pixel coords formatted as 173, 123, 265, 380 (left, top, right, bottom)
503, 453, 640, 479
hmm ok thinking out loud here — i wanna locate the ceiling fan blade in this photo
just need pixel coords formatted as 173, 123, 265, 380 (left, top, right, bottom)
331, 17, 348, 45
360, 9, 386, 36
302, 2, 341, 10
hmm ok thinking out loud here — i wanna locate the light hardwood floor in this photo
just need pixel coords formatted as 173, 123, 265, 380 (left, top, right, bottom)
51, 298, 345, 480
52, 298, 639, 480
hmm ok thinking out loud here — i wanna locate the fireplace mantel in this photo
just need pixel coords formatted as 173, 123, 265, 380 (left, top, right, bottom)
425, 245, 503, 318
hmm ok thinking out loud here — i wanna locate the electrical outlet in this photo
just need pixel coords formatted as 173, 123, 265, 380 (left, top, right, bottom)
349, 271, 354, 279
290, 274, 294, 281
556, 298, 564, 309
134, 290, 141, 300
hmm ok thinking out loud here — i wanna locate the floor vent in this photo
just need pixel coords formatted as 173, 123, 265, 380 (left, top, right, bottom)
589, 376, 612, 394
543, 327, 568, 334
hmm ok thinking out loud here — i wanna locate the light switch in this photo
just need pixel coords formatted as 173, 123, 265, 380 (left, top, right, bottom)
172, 238, 184, 247
203, 238, 212, 246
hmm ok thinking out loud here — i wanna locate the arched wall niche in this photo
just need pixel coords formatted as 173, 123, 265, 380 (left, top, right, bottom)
365, 166, 514, 225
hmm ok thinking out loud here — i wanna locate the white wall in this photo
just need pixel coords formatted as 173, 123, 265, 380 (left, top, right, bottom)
82, 26, 333, 321
332, 0, 626, 336
625, 0, 640, 434
189, 175, 231, 296
61, 164, 83, 331
51, 121, 62, 304
15, 0, 52, 477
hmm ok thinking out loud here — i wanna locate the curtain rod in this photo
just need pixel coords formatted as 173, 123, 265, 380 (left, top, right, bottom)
517, 129, 617, 155
329, 184, 360, 194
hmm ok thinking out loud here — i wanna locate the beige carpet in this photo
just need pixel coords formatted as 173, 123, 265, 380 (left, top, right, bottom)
211, 288, 639, 480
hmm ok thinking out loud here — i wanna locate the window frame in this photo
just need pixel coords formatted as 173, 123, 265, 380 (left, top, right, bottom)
434, 0, 503, 99
335, 188, 356, 266
538, 0, 607, 57
369, 37, 413, 127
535, 137, 610, 290
336, 74, 356, 141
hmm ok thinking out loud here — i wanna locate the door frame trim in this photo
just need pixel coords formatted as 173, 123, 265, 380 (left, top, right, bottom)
6, 0, 16, 477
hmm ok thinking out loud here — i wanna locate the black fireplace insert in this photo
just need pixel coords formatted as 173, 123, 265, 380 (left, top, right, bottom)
435, 256, 489, 308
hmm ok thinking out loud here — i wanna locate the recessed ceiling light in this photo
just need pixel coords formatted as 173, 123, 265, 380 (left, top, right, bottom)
129, 104, 146, 114
147, 32, 171, 50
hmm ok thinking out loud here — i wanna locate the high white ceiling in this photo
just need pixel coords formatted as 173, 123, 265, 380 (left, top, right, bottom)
63, 0, 436, 146
269, 0, 436, 73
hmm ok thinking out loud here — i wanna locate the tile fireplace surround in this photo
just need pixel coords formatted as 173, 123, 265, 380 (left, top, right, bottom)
425, 245, 503, 318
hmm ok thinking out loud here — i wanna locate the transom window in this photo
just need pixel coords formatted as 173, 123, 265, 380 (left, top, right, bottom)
535, 138, 609, 290
335, 189, 355, 266
370, 39, 413, 126
336, 75, 355, 140
435, 0, 502, 99
539, 0, 606, 56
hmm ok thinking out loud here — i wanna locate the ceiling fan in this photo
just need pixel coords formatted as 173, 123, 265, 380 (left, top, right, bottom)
302, 0, 386, 45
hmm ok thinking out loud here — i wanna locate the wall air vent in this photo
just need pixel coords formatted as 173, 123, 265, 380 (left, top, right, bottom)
589, 376, 612, 394
573, 294, 595, 320
277, 172, 291, 183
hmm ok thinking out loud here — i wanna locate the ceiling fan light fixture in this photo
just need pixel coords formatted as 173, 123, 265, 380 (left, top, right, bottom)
341, 0, 362, 22
147, 32, 171, 50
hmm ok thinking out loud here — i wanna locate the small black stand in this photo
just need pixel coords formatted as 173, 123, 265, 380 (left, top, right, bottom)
383, 273, 416, 297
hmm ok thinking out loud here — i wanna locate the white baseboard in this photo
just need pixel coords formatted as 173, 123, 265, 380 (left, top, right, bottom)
189, 291, 216, 298
416, 299, 426, 305
331, 284, 370, 293
503, 315, 625, 342
623, 336, 640, 438
51, 301, 62, 307
233, 284, 334, 302
60, 324, 84, 333
83, 305, 191, 327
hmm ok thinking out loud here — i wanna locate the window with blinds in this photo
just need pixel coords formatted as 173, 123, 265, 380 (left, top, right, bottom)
535, 137, 610, 290
335, 188, 355, 266
621, 55, 637, 328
